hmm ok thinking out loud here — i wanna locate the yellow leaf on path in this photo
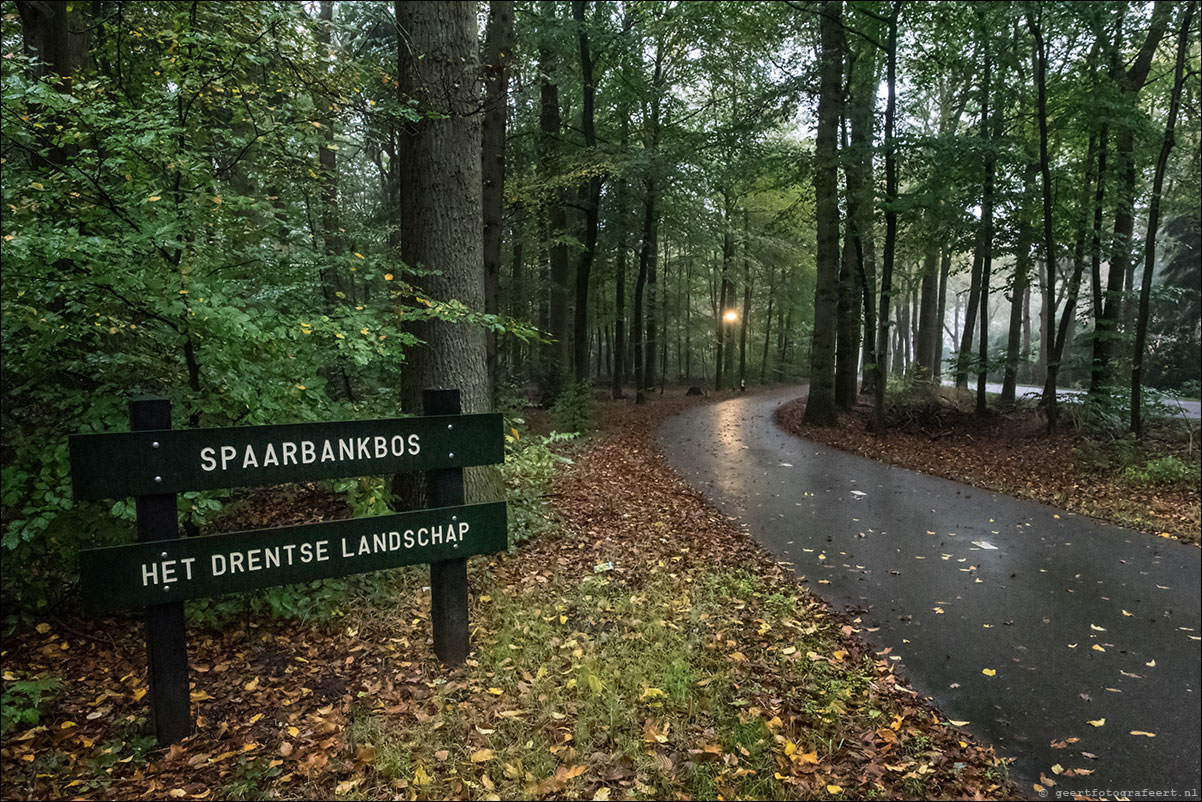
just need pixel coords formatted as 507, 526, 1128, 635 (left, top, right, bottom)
982, 668, 996, 677
1090, 624, 1106, 632
1130, 730, 1156, 737
35, 623, 50, 634
133, 688, 147, 702
593, 788, 611, 801
1122, 610, 1133, 617
384, 273, 394, 281
832, 650, 846, 661
414, 764, 431, 785
730, 651, 747, 662
1146, 659, 1156, 667
1087, 718, 1105, 727
287, 726, 300, 737
249, 713, 263, 725
169, 790, 187, 798
799, 750, 819, 764
946, 720, 970, 727
827, 785, 843, 794
487, 687, 503, 696
1092, 644, 1106, 652
1051, 763, 1063, 775
471, 749, 494, 763
781, 646, 797, 655
244, 677, 259, 691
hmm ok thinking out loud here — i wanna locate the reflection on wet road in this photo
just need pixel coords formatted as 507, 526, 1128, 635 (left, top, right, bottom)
659, 387, 1201, 797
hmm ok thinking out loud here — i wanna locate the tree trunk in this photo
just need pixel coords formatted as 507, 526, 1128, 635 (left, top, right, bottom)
393, 0, 491, 504
18, 0, 91, 87
872, 2, 900, 435
1002, 164, 1036, 405
572, 0, 602, 384
482, 0, 515, 397
612, 123, 629, 399
915, 244, 939, 382
539, 2, 570, 396
1090, 3, 1171, 395
738, 208, 752, 389
933, 246, 951, 381
805, 0, 843, 426
1132, 4, 1192, 435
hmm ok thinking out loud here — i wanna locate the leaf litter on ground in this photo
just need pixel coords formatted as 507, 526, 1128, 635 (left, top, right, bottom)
1, 390, 1018, 801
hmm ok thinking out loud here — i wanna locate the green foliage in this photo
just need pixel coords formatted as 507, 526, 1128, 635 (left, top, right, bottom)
1, 675, 62, 735
1123, 456, 1192, 487
500, 424, 576, 545
551, 380, 593, 433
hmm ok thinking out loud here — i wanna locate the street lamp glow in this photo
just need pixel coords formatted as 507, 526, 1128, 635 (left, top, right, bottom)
724, 310, 738, 322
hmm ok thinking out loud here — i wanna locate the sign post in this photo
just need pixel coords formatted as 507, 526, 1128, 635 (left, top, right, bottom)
424, 389, 470, 665
71, 390, 506, 743
130, 398, 192, 745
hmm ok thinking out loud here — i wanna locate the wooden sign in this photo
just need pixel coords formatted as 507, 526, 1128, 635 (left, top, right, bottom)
71, 389, 505, 745
79, 501, 507, 612
69, 413, 503, 499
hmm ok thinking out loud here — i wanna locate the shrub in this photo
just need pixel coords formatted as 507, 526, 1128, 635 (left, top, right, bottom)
551, 381, 593, 434
500, 425, 576, 544
1124, 456, 1192, 487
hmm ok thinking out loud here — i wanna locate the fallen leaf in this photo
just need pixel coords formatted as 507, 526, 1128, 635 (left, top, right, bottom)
1087, 718, 1105, 727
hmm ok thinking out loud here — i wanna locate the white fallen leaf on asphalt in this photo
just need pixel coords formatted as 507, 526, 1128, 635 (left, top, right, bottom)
779, 462, 793, 467
971, 540, 998, 550
850, 490, 866, 497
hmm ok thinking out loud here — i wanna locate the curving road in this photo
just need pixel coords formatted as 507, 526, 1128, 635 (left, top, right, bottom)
659, 386, 1200, 799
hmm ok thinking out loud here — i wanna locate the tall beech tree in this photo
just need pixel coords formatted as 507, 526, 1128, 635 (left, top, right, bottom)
804, 0, 843, 426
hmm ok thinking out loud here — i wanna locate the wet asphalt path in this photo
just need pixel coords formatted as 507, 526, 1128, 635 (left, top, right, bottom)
658, 387, 1201, 799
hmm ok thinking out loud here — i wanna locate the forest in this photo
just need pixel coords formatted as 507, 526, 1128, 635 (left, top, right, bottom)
3, 0, 1200, 605
1, 2, 1200, 799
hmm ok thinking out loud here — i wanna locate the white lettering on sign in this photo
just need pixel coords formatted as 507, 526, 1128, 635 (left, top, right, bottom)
127, 517, 478, 591
140, 556, 197, 586
199, 435, 422, 474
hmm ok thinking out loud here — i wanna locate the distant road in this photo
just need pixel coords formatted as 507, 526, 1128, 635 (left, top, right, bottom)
951, 381, 1201, 421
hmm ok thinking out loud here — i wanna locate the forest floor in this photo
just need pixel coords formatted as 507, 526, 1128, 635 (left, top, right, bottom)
0, 392, 1018, 801
776, 388, 1201, 547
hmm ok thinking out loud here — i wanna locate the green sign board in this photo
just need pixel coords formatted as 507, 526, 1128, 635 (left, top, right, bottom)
69, 413, 504, 500
79, 501, 507, 613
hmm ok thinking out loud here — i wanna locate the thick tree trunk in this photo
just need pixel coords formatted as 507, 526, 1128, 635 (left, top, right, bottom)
393, 0, 491, 503
482, 0, 514, 397
805, 0, 843, 426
